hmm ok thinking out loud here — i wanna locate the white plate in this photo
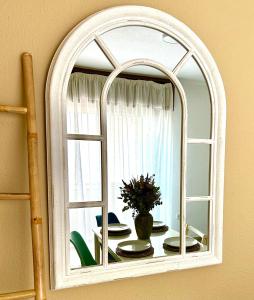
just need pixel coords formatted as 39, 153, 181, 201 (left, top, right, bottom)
153, 221, 166, 228
164, 236, 198, 248
118, 240, 151, 253
108, 223, 129, 232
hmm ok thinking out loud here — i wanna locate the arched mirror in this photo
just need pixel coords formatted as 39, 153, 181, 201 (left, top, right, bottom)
46, 5, 226, 289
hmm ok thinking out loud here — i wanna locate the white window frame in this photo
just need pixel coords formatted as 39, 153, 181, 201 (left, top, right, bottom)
46, 5, 226, 290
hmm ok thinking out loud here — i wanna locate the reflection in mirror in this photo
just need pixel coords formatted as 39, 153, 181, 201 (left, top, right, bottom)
67, 73, 101, 135
65, 25, 212, 268
171, 88, 182, 233
186, 201, 209, 251
75, 40, 114, 73
177, 56, 212, 139
67, 40, 114, 135
101, 26, 187, 73
106, 66, 181, 260
67, 140, 102, 202
186, 144, 211, 197
69, 207, 103, 269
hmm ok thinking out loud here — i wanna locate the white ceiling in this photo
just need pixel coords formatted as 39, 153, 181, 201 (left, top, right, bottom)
75, 26, 204, 81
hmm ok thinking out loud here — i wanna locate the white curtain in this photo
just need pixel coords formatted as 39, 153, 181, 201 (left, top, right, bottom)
67, 72, 174, 263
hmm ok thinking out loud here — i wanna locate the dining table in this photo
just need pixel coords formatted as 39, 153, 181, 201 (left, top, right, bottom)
93, 223, 207, 263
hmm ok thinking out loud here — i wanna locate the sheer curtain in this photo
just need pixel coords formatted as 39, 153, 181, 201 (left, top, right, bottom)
67, 72, 174, 259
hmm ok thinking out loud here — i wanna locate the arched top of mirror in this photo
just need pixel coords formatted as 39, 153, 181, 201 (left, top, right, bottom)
47, 5, 226, 127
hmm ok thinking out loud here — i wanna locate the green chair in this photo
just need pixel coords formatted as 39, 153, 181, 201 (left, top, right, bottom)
70, 231, 97, 267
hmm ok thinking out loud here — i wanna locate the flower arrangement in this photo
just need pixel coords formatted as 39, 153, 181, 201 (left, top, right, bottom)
119, 174, 162, 217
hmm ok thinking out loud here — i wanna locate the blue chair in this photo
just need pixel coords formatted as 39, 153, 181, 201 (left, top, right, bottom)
95, 212, 120, 263
95, 212, 120, 227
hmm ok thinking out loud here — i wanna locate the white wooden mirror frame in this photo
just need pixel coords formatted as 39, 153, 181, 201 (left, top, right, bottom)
46, 5, 226, 290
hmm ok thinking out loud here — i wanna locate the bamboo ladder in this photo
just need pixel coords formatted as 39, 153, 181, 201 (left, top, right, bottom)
0, 53, 46, 300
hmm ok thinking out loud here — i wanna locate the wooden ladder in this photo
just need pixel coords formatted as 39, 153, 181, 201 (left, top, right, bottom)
0, 53, 46, 300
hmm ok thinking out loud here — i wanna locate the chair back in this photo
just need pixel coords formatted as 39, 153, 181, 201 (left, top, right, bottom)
70, 231, 97, 266
96, 212, 120, 227
186, 224, 208, 245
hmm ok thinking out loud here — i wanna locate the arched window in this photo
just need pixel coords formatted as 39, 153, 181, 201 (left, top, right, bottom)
46, 6, 226, 289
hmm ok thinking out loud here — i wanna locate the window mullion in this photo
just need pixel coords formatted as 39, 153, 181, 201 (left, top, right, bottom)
173, 51, 193, 75
66, 133, 103, 141
67, 201, 105, 209
95, 35, 120, 69
100, 85, 108, 268
187, 138, 213, 144
186, 196, 212, 202
180, 93, 188, 257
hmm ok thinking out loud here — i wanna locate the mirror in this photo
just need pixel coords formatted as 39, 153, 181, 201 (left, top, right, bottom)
66, 25, 212, 268
47, 5, 226, 288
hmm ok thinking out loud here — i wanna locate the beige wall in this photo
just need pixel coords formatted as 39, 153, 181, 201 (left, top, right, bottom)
1, 1, 254, 299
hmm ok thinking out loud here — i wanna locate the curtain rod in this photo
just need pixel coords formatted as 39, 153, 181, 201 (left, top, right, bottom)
72, 66, 172, 85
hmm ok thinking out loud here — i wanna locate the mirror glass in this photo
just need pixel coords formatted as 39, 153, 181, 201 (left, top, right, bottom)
67, 41, 114, 135
66, 25, 211, 269
186, 144, 211, 197
75, 40, 114, 73
69, 207, 103, 268
177, 56, 212, 139
101, 26, 187, 73
186, 201, 209, 251
67, 140, 102, 202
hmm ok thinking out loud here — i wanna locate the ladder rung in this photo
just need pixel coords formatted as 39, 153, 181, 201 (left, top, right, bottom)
0, 289, 36, 299
0, 193, 30, 201
0, 105, 27, 114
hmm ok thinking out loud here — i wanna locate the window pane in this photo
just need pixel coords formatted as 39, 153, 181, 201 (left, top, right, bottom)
67, 40, 114, 135
69, 207, 103, 269
106, 67, 181, 262
75, 40, 114, 71
67, 72, 101, 135
171, 88, 182, 236
101, 26, 187, 73
178, 56, 212, 139
186, 144, 211, 197
186, 201, 209, 251
67, 140, 102, 202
